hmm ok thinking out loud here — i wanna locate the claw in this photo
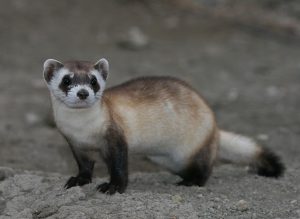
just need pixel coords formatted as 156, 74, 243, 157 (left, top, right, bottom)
64, 175, 91, 189
97, 182, 125, 194
64, 176, 77, 189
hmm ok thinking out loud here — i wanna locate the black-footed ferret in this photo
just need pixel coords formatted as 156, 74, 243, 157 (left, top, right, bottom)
43, 58, 284, 194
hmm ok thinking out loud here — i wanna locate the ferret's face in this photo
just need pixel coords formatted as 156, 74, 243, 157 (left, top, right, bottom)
43, 59, 109, 109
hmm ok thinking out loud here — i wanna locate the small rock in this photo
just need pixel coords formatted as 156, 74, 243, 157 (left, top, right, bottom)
290, 200, 297, 204
227, 88, 239, 102
296, 209, 300, 216
172, 194, 183, 203
34, 205, 59, 219
213, 197, 221, 202
197, 194, 203, 198
118, 27, 149, 50
25, 112, 40, 125
236, 199, 249, 212
266, 86, 280, 98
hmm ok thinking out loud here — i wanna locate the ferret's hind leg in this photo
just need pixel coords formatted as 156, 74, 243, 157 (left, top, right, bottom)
176, 158, 212, 187
176, 135, 218, 187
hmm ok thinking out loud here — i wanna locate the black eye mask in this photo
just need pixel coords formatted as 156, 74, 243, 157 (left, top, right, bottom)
59, 74, 100, 95
59, 75, 72, 95
90, 76, 100, 93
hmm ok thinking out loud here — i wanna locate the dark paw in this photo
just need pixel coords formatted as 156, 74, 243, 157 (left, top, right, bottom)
64, 175, 91, 189
97, 182, 126, 195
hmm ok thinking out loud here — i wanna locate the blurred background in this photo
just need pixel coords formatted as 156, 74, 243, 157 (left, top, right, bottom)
0, 0, 299, 176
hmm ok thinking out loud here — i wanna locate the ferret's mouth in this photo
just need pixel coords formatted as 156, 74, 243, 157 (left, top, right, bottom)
66, 100, 93, 109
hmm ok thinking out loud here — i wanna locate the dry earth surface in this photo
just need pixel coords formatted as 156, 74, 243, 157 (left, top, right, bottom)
0, 0, 299, 218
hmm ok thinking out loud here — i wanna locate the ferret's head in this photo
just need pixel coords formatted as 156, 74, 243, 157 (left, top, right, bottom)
43, 59, 108, 108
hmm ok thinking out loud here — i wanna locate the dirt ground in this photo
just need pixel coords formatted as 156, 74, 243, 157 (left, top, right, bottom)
0, 0, 299, 218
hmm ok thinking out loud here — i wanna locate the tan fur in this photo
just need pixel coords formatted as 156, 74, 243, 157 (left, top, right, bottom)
102, 76, 217, 172
189, 124, 219, 166
63, 61, 94, 74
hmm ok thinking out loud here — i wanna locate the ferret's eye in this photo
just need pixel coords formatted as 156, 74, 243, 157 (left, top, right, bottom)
90, 77, 97, 86
62, 76, 71, 86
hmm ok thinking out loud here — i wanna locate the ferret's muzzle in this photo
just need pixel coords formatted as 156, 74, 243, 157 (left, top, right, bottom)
77, 89, 89, 100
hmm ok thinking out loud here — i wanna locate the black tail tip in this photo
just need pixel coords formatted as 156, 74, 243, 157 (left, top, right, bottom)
252, 148, 285, 178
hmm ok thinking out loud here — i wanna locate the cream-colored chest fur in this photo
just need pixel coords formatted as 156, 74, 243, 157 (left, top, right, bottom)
52, 98, 107, 150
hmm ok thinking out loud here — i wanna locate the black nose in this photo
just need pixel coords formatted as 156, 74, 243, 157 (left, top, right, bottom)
77, 89, 89, 100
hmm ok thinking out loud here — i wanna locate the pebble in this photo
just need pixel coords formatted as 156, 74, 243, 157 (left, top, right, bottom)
197, 194, 203, 198
118, 27, 149, 50
290, 200, 297, 204
227, 88, 239, 102
25, 112, 40, 125
266, 86, 281, 97
213, 197, 221, 202
172, 195, 183, 203
236, 200, 249, 212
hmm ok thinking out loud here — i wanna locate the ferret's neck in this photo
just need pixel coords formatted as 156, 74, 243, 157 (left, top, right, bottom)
50, 94, 109, 126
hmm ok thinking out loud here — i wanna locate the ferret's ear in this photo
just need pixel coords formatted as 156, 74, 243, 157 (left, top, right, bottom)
94, 58, 109, 80
43, 59, 64, 83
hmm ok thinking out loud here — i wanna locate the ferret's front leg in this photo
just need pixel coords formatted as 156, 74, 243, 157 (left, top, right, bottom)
64, 142, 95, 189
97, 125, 128, 194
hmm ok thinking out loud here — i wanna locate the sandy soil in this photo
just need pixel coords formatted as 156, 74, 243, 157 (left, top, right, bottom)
0, 0, 299, 218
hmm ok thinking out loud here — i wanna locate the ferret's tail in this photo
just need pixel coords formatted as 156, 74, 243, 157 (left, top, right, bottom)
218, 130, 284, 177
